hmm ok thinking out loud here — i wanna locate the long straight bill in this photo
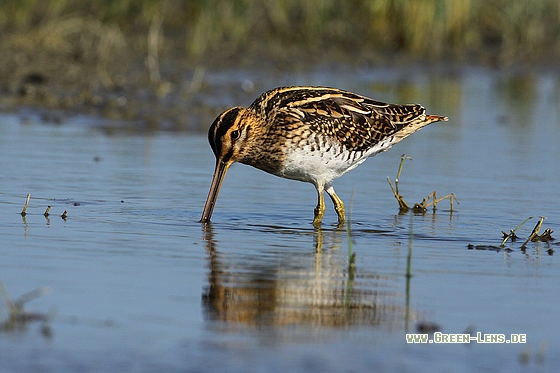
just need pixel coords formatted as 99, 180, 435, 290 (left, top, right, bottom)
200, 160, 229, 223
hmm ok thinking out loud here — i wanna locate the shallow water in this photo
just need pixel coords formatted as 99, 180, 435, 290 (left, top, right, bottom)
1, 67, 560, 372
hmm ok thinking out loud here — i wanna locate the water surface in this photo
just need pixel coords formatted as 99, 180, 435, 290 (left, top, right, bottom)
1, 67, 559, 372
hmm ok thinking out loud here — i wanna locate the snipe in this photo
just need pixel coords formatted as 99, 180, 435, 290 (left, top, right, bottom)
200, 86, 447, 227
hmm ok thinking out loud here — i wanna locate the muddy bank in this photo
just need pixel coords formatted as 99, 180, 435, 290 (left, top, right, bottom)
0, 33, 225, 133
0, 37, 358, 133
0, 34, 405, 133
0, 9, 382, 134
0, 27, 552, 134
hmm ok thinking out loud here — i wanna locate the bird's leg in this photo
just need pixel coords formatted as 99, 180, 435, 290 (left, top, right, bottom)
326, 185, 345, 227
313, 186, 326, 228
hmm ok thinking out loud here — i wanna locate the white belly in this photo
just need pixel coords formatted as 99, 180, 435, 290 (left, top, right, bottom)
278, 135, 395, 186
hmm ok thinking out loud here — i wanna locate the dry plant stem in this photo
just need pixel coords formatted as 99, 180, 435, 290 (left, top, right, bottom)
501, 230, 518, 245
395, 154, 412, 197
21, 194, 31, 216
500, 216, 533, 247
415, 192, 459, 213
387, 177, 409, 212
443, 193, 459, 211
537, 228, 554, 242
147, 11, 162, 86
387, 154, 412, 212
449, 194, 458, 211
521, 216, 545, 248
387, 154, 457, 215
43, 206, 51, 217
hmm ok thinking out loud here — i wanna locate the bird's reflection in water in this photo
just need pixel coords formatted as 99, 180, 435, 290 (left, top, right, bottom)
201, 224, 414, 332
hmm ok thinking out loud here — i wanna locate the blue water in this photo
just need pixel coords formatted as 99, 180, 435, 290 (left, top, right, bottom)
1, 67, 559, 372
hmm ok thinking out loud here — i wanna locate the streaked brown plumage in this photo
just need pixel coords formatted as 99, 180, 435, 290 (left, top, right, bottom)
201, 86, 448, 227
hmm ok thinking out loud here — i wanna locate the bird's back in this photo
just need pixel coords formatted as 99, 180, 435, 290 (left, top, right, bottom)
249, 86, 445, 155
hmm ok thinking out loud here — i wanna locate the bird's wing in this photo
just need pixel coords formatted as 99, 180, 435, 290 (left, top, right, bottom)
269, 88, 427, 152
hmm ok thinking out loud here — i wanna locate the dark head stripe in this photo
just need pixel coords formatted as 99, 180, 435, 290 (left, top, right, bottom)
208, 107, 242, 158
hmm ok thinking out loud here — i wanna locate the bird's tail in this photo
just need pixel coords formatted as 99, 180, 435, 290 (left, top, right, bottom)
425, 115, 449, 123
392, 114, 448, 144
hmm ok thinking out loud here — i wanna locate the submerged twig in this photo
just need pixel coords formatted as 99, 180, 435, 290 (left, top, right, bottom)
21, 194, 31, 216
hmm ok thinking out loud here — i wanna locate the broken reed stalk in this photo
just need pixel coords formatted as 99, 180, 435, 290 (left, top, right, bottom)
18, 196, 64, 220
536, 228, 554, 242
387, 177, 409, 212
500, 216, 533, 247
521, 216, 545, 249
388, 154, 457, 214
387, 154, 412, 212
416, 192, 459, 213
21, 194, 31, 216
395, 154, 411, 195
449, 194, 458, 212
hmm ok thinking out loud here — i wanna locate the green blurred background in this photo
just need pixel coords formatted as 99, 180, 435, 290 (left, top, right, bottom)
1, 0, 557, 131
2, 0, 559, 64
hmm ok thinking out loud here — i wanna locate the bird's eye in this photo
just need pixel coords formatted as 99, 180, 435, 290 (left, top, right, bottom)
231, 130, 240, 140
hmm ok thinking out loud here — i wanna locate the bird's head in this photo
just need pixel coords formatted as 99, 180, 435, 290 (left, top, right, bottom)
207, 107, 254, 165
200, 106, 254, 223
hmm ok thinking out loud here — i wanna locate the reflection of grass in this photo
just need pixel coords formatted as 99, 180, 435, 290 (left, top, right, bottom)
0, 281, 54, 337
345, 191, 356, 279
1, 0, 559, 63
405, 213, 413, 331
343, 192, 356, 323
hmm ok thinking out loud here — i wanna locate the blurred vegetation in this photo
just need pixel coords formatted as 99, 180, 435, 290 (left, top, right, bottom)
1, 0, 559, 64
0, 0, 557, 131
